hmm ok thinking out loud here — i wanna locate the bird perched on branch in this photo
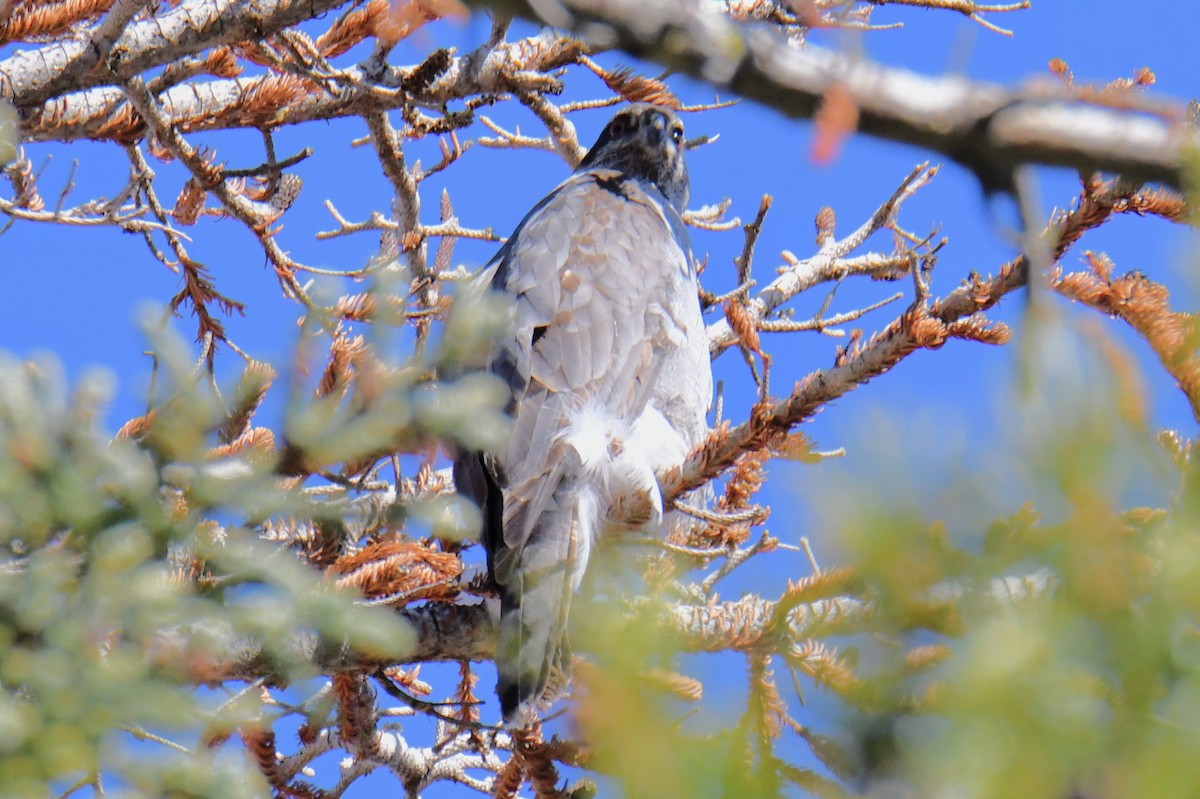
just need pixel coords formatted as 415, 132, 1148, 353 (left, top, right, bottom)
454, 103, 712, 726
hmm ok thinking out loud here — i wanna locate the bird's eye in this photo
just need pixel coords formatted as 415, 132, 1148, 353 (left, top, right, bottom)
610, 115, 630, 135
671, 126, 684, 144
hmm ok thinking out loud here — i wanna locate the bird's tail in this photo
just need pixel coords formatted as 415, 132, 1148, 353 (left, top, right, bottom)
496, 482, 598, 727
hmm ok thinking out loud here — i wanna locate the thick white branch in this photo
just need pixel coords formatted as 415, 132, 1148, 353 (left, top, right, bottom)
1, 0, 347, 106
18, 30, 578, 142
476, 0, 1197, 189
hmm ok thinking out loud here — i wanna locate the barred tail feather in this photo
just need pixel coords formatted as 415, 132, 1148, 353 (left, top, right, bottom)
497, 484, 598, 727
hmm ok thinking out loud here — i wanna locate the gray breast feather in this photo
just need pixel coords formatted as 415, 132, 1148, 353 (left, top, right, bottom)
495, 173, 708, 482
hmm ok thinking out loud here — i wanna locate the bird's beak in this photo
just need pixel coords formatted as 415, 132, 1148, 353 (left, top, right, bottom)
644, 113, 666, 147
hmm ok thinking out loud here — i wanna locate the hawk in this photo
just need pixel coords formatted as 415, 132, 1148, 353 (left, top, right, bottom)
454, 103, 712, 726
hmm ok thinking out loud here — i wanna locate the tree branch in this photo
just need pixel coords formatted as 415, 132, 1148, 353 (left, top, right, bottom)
472, 0, 1197, 190
154, 571, 1051, 686
2, 0, 348, 107
706, 163, 935, 358
667, 177, 1190, 500
18, 30, 585, 142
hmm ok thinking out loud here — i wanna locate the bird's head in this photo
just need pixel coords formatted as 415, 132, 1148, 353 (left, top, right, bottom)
577, 103, 690, 211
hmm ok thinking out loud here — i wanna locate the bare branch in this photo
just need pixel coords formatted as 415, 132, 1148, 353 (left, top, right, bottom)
706, 163, 936, 357
671, 177, 1187, 501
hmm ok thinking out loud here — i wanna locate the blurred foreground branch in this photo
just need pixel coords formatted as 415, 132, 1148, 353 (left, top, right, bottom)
476, 0, 1197, 191
153, 573, 1053, 684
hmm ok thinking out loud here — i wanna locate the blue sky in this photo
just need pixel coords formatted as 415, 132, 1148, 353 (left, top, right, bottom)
4, 1, 1198, 795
